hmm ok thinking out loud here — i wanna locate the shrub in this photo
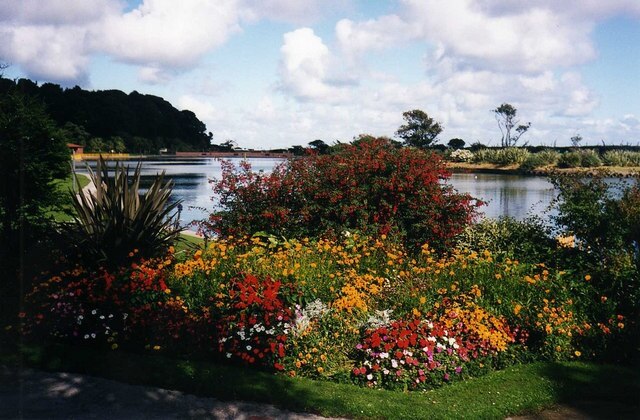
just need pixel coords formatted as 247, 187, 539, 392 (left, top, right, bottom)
472, 148, 530, 165
579, 149, 602, 167
558, 150, 602, 168
200, 137, 481, 251
519, 149, 560, 171
448, 149, 474, 162
64, 158, 182, 268
455, 216, 556, 263
602, 150, 640, 167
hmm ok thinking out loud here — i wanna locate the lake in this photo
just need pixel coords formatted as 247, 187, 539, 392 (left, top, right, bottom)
78, 157, 556, 229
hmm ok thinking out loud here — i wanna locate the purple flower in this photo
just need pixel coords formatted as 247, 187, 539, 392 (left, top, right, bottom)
444, 373, 450, 381
455, 366, 462, 374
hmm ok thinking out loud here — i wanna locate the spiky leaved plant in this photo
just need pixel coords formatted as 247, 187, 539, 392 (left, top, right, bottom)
65, 157, 181, 268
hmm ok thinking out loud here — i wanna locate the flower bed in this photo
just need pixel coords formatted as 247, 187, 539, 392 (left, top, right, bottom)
21, 233, 630, 390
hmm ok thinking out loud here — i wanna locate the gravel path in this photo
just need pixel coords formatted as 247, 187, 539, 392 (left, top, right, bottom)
0, 366, 341, 420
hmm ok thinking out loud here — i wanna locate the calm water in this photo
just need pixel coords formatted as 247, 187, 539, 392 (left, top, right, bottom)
78, 157, 555, 229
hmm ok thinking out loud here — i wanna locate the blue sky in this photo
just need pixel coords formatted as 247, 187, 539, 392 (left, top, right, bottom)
1, 0, 639, 149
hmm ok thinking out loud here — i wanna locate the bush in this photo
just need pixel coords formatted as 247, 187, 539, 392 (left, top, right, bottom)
602, 150, 640, 167
448, 149, 474, 162
551, 174, 639, 359
558, 150, 602, 168
455, 216, 556, 263
63, 158, 181, 268
519, 150, 560, 171
200, 137, 481, 251
558, 151, 582, 168
580, 149, 602, 167
472, 148, 530, 165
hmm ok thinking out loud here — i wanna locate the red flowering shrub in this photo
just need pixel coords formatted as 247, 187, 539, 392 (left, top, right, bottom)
200, 137, 480, 250
215, 274, 294, 370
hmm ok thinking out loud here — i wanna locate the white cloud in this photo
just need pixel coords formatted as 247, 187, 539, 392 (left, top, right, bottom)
278, 28, 349, 102
94, 0, 243, 69
0, 24, 90, 83
242, 0, 350, 24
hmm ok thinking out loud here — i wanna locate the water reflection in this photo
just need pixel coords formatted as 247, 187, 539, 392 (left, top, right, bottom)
447, 173, 555, 220
77, 158, 563, 227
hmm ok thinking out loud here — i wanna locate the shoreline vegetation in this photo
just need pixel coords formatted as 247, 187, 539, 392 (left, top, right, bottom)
446, 161, 640, 177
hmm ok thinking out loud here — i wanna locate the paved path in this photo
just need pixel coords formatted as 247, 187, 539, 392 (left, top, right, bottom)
0, 366, 340, 420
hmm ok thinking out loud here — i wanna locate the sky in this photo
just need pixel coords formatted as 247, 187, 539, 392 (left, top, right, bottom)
1, 0, 639, 149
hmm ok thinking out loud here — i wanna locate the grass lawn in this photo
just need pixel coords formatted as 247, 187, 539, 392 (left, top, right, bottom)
3, 344, 638, 419
46, 173, 90, 221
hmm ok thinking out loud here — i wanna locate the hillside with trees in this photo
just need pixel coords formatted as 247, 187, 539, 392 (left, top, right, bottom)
0, 77, 212, 153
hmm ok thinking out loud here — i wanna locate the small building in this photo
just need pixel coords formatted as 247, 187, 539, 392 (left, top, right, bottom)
67, 143, 84, 154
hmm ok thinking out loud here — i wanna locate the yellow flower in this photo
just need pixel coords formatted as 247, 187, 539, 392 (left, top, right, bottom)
419, 296, 426, 304
584, 274, 591, 281
111, 343, 119, 350
317, 367, 324, 374
164, 288, 171, 294
574, 350, 581, 357
153, 345, 161, 351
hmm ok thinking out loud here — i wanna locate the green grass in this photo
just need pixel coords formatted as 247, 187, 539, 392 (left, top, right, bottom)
4, 344, 638, 419
47, 173, 90, 222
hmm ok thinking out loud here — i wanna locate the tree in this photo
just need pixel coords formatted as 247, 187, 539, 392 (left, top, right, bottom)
570, 134, 583, 148
0, 91, 69, 310
308, 139, 330, 154
395, 110, 443, 148
493, 103, 531, 147
448, 138, 465, 149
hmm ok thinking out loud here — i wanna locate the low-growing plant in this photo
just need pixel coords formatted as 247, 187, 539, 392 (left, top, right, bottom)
448, 149, 474, 162
519, 149, 560, 171
64, 158, 182, 268
602, 150, 640, 167
558, 150, 602, 168
472, 148, 530, 165
455, 216, 556, 263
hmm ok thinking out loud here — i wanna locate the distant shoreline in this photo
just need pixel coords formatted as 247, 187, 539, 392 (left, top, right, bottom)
446, 162, 640, 177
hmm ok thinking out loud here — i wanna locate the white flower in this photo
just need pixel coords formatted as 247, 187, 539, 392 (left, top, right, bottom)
366, 374, 373, 380
84, 334, 89, 339
246, 345, 252, 351
91, 333, 96, 338
226, 353, 232, 358
91, 310, 97, 315
391, 359, 398, 368
383, 369, 389, 375
380, 352, 389, 359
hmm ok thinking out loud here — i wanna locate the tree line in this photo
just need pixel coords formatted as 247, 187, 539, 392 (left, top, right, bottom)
0, 77, 212, 153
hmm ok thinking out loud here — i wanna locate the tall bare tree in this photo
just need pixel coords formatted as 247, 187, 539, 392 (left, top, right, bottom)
493, 103, 531, 147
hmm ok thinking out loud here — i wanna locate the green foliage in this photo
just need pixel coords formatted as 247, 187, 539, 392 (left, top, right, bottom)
448, 138, 466, 149
0, 76, 211, 152
395, 109, 443, 148
0, 90, 69, 289
472, 148, 530, 165
63, 158, 182, 268
602, 150, 640, 167
551, 174, 640, 347
519, 149, 560, 171
558, 150, 602, 168
455, 216, 556, 263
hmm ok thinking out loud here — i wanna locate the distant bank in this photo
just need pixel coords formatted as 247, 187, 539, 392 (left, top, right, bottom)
175, 151, 292, 158
70, 151, 293, 161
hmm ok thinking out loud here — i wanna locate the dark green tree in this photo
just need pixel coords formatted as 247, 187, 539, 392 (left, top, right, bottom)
0, 91, 69, 310
448, 138, 466, 149
493, 103, 531, 147
308, 139, 330, 154
395, 109, 443, 148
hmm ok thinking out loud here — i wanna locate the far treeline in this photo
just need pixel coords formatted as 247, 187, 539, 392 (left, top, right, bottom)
0, 77, 212, 153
